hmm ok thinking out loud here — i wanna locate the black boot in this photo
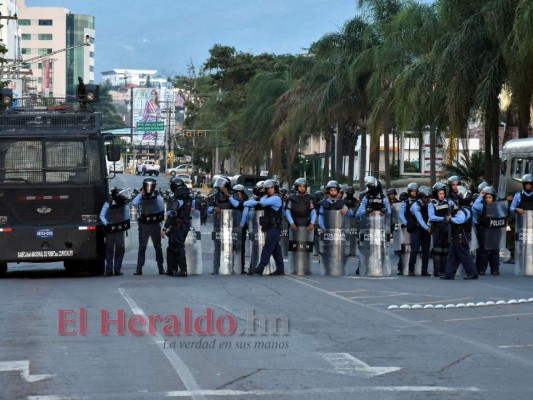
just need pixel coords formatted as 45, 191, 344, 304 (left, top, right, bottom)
432, 255, 441, 277
177, 256, 188, 277
134, 267, 142, 276
158, 264, 165, 275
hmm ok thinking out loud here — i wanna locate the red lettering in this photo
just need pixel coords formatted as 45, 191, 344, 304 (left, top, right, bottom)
215, 314, 237, 336
147, 314, 162, 336
162, 315, 180, 335
184, 307, 192, 335
79, 307, 87, 335
127, 314, 146, 336
58, 309, 77, 335
100, 309, 125, 335
194, 307, 214, 336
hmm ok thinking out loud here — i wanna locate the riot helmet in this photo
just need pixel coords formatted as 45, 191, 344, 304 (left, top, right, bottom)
407, 182, 419, 198
111, 187, 130, 205
447, 175, 462, 187
263, 179, 279, 193
169, 177, 187, 193
478, 181, 489, 193
279, 188, 288, 196
294, 177, 308, 189
213, 177, 231, 190
483, 186, 496, 201
418, 186, 432, 200
314, 190, 325, 201
142, 177, 157, 195
364, 176, 378, 189
399, 191, 408, 201
325, 180, 341, 194
345, 186, 355, 195
386, 188, 397, 196
456, 185, 472, 206
522, 174, 533, 192
253, 180, 265, 196
432, 182, 447, 199
233, 184, 245, 193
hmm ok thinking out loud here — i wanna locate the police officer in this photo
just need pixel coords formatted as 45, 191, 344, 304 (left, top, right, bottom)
247, 180, 285, 275
397, 182, 419, 275
510, 174, 533, 216
440, 186, 478, 280
447, 175, 462, 205
132, 178, 165, 275
344, 186, 360, 211
387, 188, 400, 205
472, 186, 502, 276
99, 187, 131, 276
355, 177, 391, 219
407, 186, 432, 276
428, 182, 454, 277
286, 178, 317, 232
162, 177, 192, 277
229, 184, 249, 274
199, 195, 209, 225
504, 190, 516, 263
244, 181, 266, 274
320, 180, 352, 228
210, 176, 237, 275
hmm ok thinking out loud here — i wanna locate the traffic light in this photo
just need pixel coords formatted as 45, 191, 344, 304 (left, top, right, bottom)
185, 130, 193, 138
196, 131, 205, 138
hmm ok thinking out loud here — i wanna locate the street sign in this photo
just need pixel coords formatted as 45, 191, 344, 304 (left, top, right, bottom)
167, 152, 173, 159
136, 121, 165, 131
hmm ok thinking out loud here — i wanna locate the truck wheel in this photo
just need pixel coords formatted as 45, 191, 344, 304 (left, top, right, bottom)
87, 260, 104, 276
64, 261, 80, 275
0, 262, 7, 276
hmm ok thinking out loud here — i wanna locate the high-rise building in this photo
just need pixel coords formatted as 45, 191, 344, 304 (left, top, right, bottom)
17, 0, 95, 98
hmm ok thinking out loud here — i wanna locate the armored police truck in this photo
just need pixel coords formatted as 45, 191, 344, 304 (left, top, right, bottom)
0, 88, 119, 276
498, 138, 533, 198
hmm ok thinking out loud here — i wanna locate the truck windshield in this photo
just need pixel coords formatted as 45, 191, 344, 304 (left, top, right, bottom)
0, 138, 103, 185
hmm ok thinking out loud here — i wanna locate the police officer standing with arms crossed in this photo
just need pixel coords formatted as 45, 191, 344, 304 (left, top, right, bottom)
132, 177, 165, 275
245, 180, 285, 275
428, 183, 454, 277
161, 177, 192, 277
407, 186, 433, 276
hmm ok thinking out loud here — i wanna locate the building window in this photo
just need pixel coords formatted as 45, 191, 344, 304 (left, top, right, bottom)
21, 34, 31, 40
38, 34, 53, 40
37, 78, 43, 84
89, 66, 94, 72
89, 51, 94, 58
19, 19, 31, 26
38, 48, 53, 55
37, 63, 42, 69
21, 48, 31, 55
38, 19, 53, 26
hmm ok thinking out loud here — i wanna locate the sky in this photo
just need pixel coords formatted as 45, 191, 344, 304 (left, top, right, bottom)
25, 0, 361, 82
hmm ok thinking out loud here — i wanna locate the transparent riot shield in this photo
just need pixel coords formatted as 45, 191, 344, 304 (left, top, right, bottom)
358, 212, 391, 276
349, 218, 358, 257
123, 229, 133, 252
483, 201, 508, 251
248, 210, 276, 274
280, 217, 289, 258
212, 209, 242, 275
288, 226, 314, 275
514, 210, 533, 276
319, 211, 351, 276
186, 209, 203, 274
391, 203, 403, 253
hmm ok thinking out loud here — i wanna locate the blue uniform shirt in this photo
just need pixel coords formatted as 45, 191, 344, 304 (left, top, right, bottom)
131, 192, 164, 211
355, 196, 391, 220
99, 202, 131, 226
318, 198, 351, 230
428, 199, 455, 222
411, 200, 430, 231
510, 190, 533, 213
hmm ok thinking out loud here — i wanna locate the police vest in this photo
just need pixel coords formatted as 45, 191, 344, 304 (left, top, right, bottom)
451, 206, 472, 235
214, 192, 233, 210
518, 192, 533, 210
343, 196, 359, 209
431, 199, 450, 218
139, 195, 164, 224
106, 203, 130, 232
288, 193, 313, 226
366, 194, 385, 212
263, 196, 283, 228
320, 198, 345, 210
168, 194, 192, 225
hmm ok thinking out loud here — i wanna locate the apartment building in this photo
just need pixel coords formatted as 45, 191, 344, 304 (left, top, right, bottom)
17, 0, 95, 98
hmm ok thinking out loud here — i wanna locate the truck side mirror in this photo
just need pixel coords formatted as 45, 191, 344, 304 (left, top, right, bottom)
106, 144, 121, 162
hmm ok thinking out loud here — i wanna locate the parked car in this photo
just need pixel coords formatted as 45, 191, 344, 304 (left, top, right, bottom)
107, 160, 124, 174
166, 163, 194, 177
175, 174, 193, 189
136, 160, 160, 176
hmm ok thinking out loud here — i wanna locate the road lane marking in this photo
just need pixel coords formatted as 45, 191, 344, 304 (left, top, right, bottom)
498, 344, 533, 349
0, 360, 55, 383
321, 353, 402, 378
26, 386, 481, 399
118, 288, 206, 400
437, 312, 533, 322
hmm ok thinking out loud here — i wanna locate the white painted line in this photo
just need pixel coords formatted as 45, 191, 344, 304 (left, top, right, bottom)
498, 344, 533, 349
118, 288, 206, 400
27, 386, 481, 399
440, 312, 533, 322
0, 360, 55, 383
321, 353, 402, 378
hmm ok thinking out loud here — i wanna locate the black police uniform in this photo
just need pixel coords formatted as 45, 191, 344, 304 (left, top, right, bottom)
430, 198, 451, 277
135, 193, 165, 274
164, 188, 192, 276
211, 191, 237, 274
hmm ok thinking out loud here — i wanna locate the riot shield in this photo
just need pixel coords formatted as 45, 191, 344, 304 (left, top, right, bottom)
514, 210, 533, 276
391, 203, 403, 253
248, 210, 276, 275
186, 210, 203, 274
483, 201, 508, 251
357, 212, 392, 276
288, 226, 313, 275
319, 211, 351, 276
349, 218, 358, 257
280, 217, 289, 258
211, 209, 242, 275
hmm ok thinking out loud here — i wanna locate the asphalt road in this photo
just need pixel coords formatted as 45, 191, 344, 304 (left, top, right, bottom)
1, 174, 533, 399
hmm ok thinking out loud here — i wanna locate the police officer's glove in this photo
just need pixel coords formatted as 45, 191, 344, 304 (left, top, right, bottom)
366, 207, 373, 214
168, 210, 178, 219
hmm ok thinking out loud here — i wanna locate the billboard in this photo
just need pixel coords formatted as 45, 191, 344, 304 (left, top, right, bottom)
132, 87, 174, 146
